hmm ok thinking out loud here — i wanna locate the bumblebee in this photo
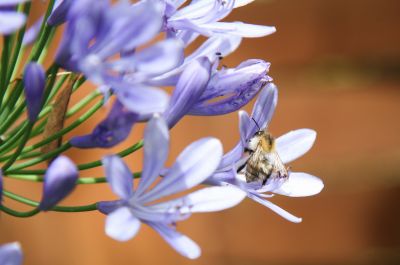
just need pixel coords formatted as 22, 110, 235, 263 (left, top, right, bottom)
243, 130, 288, 185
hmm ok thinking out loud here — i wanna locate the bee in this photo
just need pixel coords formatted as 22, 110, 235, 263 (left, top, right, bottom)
241, 121, 289, 186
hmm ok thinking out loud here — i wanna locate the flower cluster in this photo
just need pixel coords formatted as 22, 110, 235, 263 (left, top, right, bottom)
0, 0, 323, 262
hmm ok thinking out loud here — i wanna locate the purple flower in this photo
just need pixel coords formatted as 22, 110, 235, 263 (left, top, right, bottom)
23, 62, 45, 122
97, 115, 245, 259
164, 0, 276, 46
208, 83, 324, 222
0, 242, 23, 265
56, 0, 183, 116
188, 59, 272, 115
149, 34, 242, 86
0, 0, 29, 35
39, 156, 78, 211
163, 57, 212, 127
70, 100, 138, 148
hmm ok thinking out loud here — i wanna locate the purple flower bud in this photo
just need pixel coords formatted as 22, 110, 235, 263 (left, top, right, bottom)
23, 62, 45, 122
47, 0, 72, 26
0, 242, 23, 265
70, 100, 138, 148
39, 156, 78, 211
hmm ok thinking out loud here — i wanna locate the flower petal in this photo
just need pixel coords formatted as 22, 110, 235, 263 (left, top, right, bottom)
201, 22, 276, 38
140, 137, 223, 203
39, 156, 78, 211
70, 100, 138, 148
273, 172, 324, 197
149, 223, 201, 259
239, 110, 251, 147
102, 155, 133, 200
249, 83, 277, 137
105, 207, 141, 242
0, 11, 26, 35
149, 35, 241, 86
188, 60, 270, 116
0, 242, 23, 265
115, 83, 169, 115
22, 16, 43, 45
133, 39, 184, 76
154, 186, 246, 213
276, 129, 317, 164
23, 62, 45, 122
247, 193, 302, 223
135, 115, 169, 197
164, 57, 211, 128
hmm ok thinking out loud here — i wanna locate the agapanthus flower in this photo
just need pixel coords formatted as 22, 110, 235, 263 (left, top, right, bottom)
56, 0, 184, 115
39, 156, 79, 211
72, 55, 270, 148
208, 83, 324, 222
97, 115, 246, 258
0, 242, 23, 265
23, 62, 45, 122
164, 0, 276, 46
0, 0, 29, 35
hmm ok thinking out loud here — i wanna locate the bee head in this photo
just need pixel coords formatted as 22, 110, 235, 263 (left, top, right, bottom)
247, 130, 264, 151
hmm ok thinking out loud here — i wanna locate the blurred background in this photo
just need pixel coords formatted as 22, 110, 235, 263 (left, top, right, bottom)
1, 0, 400, 264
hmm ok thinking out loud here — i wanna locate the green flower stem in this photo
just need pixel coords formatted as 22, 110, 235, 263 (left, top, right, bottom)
5, 3, 31, 89
0, 205, 40, 218
28, 0, 56, 62
0, 36, 11, 109
0, 123, 28, 155
0, 91, 100, 162
2, 190, 98, 216
4, 142, 72, 173
77, 140, 144, 171
5, 139, 143, 174
2, 122, 35, 170
38, 28, 56, 64
5, 172, 141, 184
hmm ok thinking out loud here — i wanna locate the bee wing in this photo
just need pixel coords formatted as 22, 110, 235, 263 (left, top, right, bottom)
264, 151, 288, 178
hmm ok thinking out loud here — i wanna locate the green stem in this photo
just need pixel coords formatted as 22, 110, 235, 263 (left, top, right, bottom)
4, 142, 72, 173
0, 205, 40, 218
2, 189, 98, 215
28, 0, 56, 62
0, 36, 11, 109
2, 122, 34, 170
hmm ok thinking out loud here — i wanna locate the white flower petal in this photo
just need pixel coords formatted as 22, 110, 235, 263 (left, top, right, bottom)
102, 155, 133, 200
154, 186, 246, 213
141, 137, 223, 203
273, 172, 324, 197
202, 22, 276, 38
276, 129, 317, 164
234, 0, 255, 8
105, 207, 141, 242
135, 115, 169, 197
247, 193, 302, 223
0, 11, 26, 35
149, 223, 201, 259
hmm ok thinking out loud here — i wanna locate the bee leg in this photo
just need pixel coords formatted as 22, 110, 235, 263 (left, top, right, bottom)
237, 163, 246, 173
